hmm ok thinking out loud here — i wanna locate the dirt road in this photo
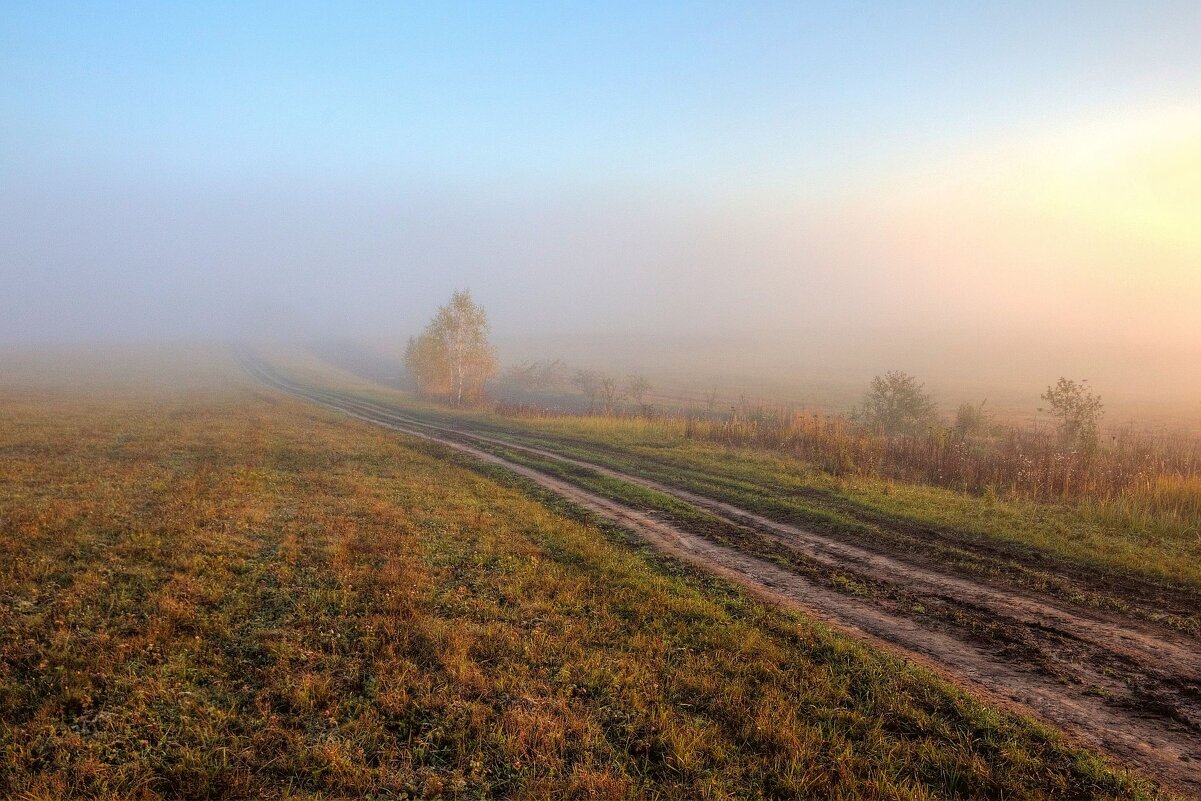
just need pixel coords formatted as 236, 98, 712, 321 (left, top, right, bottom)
243, 357, 1201, 795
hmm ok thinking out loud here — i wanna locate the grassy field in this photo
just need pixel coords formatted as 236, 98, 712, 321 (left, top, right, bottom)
329, 379, 1201, 597
0, 375, 1172, 799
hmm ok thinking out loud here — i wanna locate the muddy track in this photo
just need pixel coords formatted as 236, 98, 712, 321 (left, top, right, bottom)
242, 358, 1201, 795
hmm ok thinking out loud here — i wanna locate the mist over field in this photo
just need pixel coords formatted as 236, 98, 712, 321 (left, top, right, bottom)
3, 3, 1199, 419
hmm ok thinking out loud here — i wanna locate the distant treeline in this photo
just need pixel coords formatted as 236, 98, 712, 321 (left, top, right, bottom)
497, 359, 653, 415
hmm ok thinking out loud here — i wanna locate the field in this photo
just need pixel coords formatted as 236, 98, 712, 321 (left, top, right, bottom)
283, 356, 1201, 596
245, 349, 1201, 793
0, 358, 1179, 799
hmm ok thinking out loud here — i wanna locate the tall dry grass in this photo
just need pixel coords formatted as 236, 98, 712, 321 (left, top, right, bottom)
497, 400, 1201, 524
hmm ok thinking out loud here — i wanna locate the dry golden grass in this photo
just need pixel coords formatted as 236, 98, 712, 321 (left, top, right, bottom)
0, 384, 1170, 799
500, 400, 1201, 517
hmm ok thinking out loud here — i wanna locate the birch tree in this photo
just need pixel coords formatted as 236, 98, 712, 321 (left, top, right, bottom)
404, 290, 497, 405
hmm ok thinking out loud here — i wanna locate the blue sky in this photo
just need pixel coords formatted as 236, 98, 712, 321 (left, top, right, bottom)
6, 2, 1196, 190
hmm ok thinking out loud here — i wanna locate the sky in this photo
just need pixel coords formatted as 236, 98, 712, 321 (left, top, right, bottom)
2, 2, 1200, 404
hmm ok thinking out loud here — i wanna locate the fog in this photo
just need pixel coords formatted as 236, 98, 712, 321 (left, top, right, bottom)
3, 3, 1199, 422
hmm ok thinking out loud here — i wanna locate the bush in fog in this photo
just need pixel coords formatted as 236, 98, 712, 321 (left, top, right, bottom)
854, 371, 939, 436
626, 374, 652, 413
599, 375, 626, 414
571, 369, 603, 408
1041, 378, 1103, 452
504, 359, 570, 394
954, 400, 993, 439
